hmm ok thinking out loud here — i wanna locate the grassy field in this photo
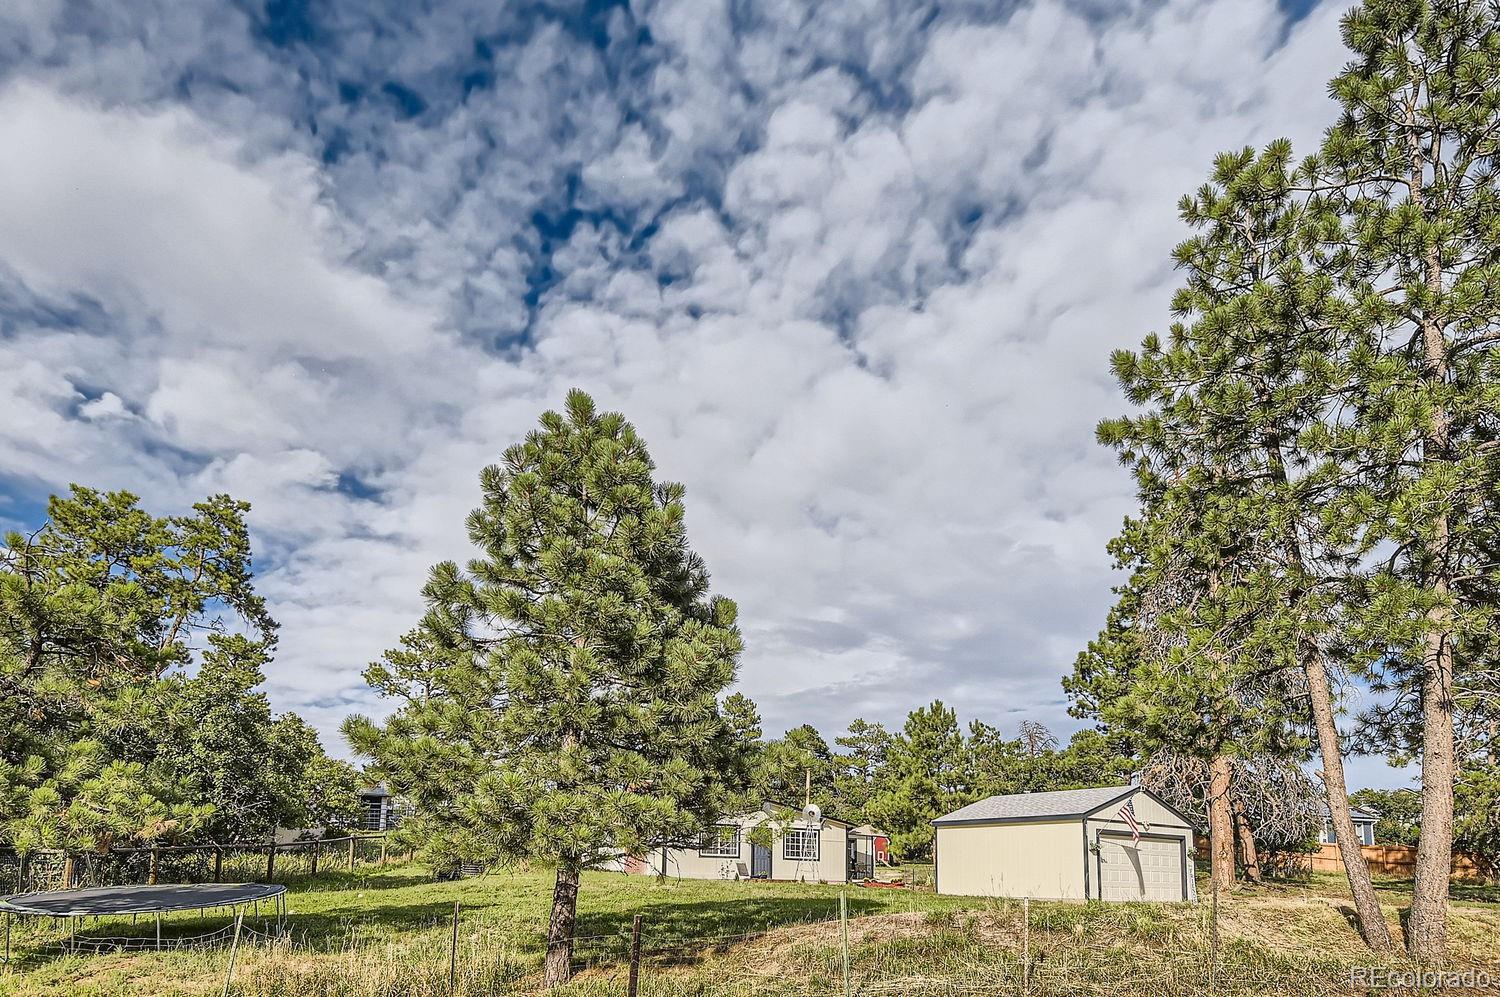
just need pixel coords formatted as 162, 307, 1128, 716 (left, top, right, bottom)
0, 864, 1495, 996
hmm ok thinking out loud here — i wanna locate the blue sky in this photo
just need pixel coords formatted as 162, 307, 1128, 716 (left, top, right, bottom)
0, 0, 1411, 789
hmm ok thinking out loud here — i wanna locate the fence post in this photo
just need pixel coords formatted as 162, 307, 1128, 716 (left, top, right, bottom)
348, 836, 357, 872
449, 900, 461, 992
1209, 881, 1220, 994
379, 837, 389, 866
62, 853, 75, 890
1022, 896, 1030, 993
148, 848, 160, 886
222, 911, 244, 997
266, 843, 276, 882
840, 892, 851, 997
214, 847, 223, 883
628, 913, 643, 997
310, 843, 319, 877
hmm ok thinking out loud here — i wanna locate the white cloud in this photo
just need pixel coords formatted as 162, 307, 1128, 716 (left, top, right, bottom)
0, 0, 1397, 784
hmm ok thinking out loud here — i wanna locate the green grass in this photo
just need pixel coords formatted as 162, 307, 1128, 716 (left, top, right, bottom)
0, 864, 1494, 996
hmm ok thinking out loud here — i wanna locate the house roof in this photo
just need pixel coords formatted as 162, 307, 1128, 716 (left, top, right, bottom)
933, 785, 1139, 825
1319, 801, 1379, 822
754, 801, 853, 828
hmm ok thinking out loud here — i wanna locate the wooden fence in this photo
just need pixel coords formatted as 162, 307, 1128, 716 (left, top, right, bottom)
0, 833, 397, 894
1303, 842, 1490, 879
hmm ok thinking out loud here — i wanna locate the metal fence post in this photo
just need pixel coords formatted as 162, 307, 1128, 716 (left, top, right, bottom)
449, 901, 461, 992
1209, 881, 1220, 994
840, 893, 851, 997
1022, 896, 1031, 992
628, 913, 643, 997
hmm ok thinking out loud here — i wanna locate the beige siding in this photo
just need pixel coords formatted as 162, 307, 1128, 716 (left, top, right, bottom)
935, 820, 1086, 899
771, 821, 847, 883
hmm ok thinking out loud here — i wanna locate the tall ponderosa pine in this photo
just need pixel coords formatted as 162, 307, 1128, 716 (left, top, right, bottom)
1105, 140, 1392, 948
1068, 493, 1307, 894
345, 390, 749, 988
1307, 1, 1500, 959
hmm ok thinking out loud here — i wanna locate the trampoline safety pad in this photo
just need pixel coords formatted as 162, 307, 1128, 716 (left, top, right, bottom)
0, 882, 286, 917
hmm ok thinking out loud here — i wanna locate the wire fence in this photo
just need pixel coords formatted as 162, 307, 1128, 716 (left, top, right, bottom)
0, 833, 397, 894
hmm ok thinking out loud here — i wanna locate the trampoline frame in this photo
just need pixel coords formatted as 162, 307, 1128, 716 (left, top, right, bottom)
0, 883, 287, 964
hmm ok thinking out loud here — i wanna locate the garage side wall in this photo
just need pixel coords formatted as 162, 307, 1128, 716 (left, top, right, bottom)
935, 820, 1086, 899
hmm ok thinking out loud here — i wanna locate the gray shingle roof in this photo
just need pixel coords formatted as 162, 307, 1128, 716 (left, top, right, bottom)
933, 786, 1136, 825
1318, 801, 1379, 821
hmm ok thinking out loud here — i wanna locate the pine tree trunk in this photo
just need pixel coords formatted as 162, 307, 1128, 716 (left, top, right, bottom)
543, 859, 581, 988
1409, 613, 1456, 963
1303, 641, 1393, 952
1402, 112, 1457, 964
1255, 420, 1392, 951
1230, 791, 1261, 884
1208, 755, 1235, 893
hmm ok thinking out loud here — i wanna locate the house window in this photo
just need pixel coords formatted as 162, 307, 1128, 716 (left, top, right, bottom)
698, 824, 741, 858
1323, 820, 1336, 845
783, 828, 819, 862
1360, 822, 1374, 847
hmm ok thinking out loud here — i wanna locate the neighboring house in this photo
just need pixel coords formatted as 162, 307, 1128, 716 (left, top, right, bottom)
1320, 802, 1378, 847
933, 785, 1198, 903
356, 786, 401, 832
642, 803, 854, 883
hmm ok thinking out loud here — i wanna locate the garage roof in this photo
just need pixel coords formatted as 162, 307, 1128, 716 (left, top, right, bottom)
932, 785, 1136, 825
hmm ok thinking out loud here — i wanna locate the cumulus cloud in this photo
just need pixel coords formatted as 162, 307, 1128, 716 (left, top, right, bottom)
0, 0, 1408, 787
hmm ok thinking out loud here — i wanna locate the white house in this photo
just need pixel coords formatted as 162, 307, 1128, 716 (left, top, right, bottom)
641, 803, 854, 883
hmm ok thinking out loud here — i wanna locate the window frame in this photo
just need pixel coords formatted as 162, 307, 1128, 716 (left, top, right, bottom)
782, 827, 820, 862
698, 823, 742, 858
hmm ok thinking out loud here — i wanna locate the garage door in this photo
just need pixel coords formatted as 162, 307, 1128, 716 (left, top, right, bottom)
1097, 835, 1184, 901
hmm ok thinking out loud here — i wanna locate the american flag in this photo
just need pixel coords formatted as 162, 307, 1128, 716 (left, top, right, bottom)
1118, 799, 1142, 843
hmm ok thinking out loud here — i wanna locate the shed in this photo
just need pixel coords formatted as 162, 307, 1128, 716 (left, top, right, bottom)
932, 785, 1197, 902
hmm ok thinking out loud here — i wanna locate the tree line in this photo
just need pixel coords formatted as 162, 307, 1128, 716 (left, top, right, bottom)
0, 487, 359, 854
717, 697, 1131, 859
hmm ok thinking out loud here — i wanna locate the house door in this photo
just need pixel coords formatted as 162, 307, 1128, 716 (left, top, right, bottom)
751, 842, 772, 878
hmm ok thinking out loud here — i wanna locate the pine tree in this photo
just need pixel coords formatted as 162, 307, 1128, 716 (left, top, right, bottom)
0, 486, 287, 851
832, 718, 892, 816
1306, 1, 1500, 959
345, 390, 749, 988
1096, 137, 1393, 946
867, 701, 969, 859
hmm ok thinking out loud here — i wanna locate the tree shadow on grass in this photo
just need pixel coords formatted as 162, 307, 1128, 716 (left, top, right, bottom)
572, 893, 890, 964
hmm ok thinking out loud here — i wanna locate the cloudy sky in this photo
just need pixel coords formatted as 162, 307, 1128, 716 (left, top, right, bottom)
0, 0, 1408, 787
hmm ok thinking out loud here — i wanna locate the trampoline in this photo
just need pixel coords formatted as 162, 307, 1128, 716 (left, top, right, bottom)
0, 883, 287, 962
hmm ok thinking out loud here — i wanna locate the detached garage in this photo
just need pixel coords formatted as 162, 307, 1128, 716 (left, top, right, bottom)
932, 785, 1197, 903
